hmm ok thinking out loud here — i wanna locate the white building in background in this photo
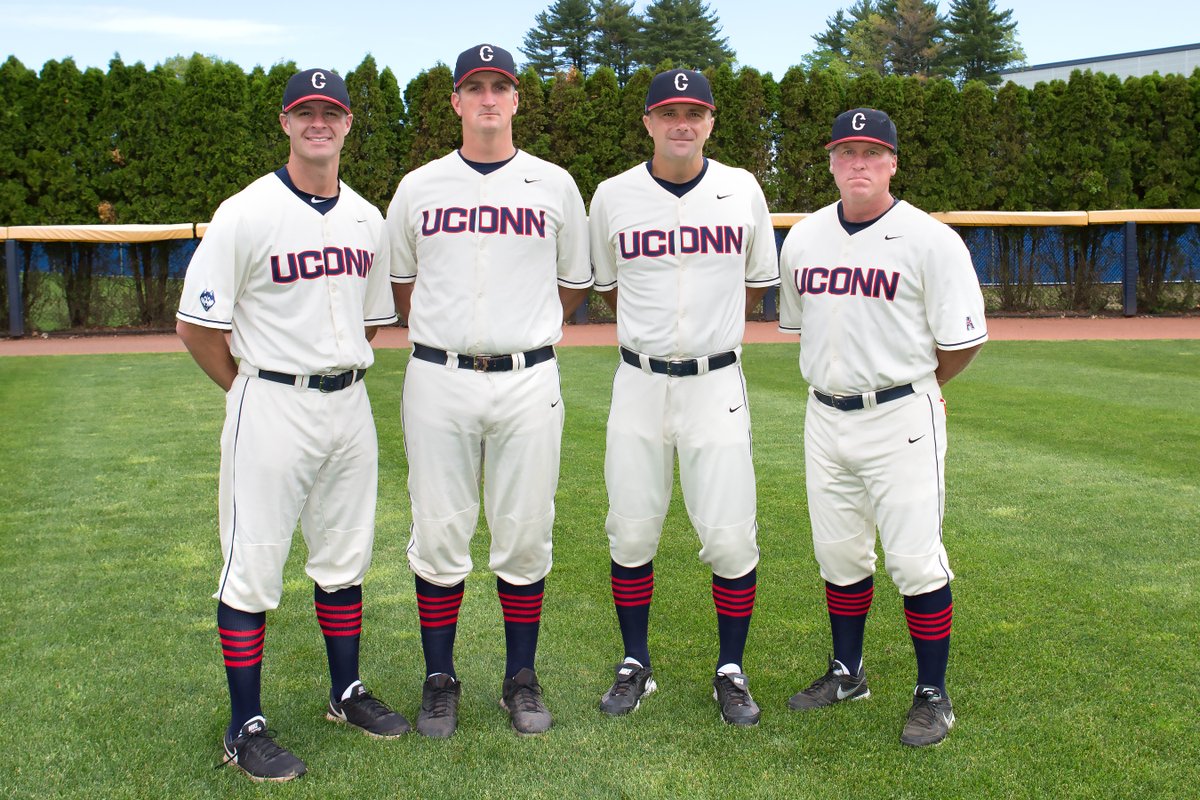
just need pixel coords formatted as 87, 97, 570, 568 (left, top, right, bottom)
999, 42, 1200, 88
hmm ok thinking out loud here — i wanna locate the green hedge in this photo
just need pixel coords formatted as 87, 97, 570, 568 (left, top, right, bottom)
2, 54, 1199, 224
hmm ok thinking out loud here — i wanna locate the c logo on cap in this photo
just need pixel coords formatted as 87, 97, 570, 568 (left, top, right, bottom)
480, 46, 494, 62
311, 71, 327, 90
852, 112, 866, 131
674, 72, 689, 92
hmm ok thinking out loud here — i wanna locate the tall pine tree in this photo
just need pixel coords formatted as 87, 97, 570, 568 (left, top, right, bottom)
944, 0, 1024, 86
638, 0, 735, 70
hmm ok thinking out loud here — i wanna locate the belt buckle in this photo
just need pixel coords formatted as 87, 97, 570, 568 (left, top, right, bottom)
829, 393, 850, 410
472, 355, 492, 372
316, 373, 341, 393
666, 360, 687, 377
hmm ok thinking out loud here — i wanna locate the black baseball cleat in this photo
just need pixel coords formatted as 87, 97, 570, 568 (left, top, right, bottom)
326, 683, 411, 737
501, 667, 553, 735
220, 716, 307, 783
712, 671, 762, 726
787, 657, 871, 710
900, 685, 955, 747
417, 673, 462, 739
599, 661, 657, 716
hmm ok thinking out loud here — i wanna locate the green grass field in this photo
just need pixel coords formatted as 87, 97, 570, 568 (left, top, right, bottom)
1, 341, 1197, 799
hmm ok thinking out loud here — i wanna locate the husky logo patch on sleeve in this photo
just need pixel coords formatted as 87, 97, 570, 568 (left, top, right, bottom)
200, 289, 216, 311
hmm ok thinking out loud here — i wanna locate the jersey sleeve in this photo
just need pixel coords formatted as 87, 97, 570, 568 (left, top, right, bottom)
176, 197, 241, 330
556, 172, 593, 289
588, 183, 617, 293
776, 221, 804, 335
363, 211, 399, 327
744, 175, 781, 288
923, 223, 988, 350
385, 177, 418, 284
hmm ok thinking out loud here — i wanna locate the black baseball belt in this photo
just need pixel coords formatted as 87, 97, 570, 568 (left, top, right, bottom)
412, 343, 556, 372
812, 383, 915, 411
257, 368, 366, 392
619, 346, 739, 377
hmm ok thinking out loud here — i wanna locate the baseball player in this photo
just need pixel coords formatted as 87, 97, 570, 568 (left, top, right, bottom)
176, 68, 406, 782
588, 69, 779, 726
385, 44, 591, 738
777, 108, 987, 747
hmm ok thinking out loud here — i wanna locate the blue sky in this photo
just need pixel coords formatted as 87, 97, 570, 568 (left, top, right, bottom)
3, 0, 1196, 82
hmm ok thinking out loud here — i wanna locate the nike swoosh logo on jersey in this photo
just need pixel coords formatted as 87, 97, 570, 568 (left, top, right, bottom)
310, 196, 333, 204
717, 193, 733, 199
884, 234, 903, 240
729, 404, 743, 413
525, 178, 542, 183
551, 399, 561, 408
908, 435, 925, 444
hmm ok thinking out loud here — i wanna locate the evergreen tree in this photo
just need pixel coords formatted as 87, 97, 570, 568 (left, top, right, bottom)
875, 0, 947, 78
991, 80, 1034, 211
583, 67, 627, 195
547, 68, 599, 196
914, 77, 960, 210
522, 13, 562, 80
513, 68, 552, 161
0, 57, 39, 226
775, 67, 846, 212
244, 63, 295, 177
706, 65, 776, 194
618, 67, 656, 166
846, 9, 892, 76
521, 0, 594, 79
638, 0, 735, 70
343, 54, 407, 211
403, 65, 458, 171
592, 0, 643, 85
803, 10, 855, 73
944, 0, 1024, 86
955, 79, 998, 209
172, 56, 254, 221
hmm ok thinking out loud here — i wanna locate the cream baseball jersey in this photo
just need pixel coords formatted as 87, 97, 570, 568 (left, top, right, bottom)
178, 173, 397, 374
777, 200, 987, 394
590, 159, 779, 357
386, 150, 591, 354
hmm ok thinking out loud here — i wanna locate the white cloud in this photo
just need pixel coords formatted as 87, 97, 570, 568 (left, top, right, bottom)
8, 4, 286, 44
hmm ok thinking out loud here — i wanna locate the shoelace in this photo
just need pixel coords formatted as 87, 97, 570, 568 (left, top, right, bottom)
215, 727, 289, 771
426, 684, 458, 716
716, 675, 753, 707
906, 693, 947, 729
344, 690, 391, 719
509, 683, 545, 713
802, 667, 852, 698
609, 668, 640, 696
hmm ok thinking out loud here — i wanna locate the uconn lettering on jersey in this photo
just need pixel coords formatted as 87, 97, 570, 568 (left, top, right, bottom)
270, 247, 375, 284
793, 266, 900, 301
421, 206, 547, 238
618, 226, 744, 259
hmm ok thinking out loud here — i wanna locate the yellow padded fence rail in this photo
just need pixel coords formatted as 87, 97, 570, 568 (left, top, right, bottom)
2, 224, 195, 243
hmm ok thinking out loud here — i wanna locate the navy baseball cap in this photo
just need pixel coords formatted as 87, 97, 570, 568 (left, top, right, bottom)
645, 69, 715, 113
282, 68, 351, 113
827, 108, 897, 151
454, 44, 520, 88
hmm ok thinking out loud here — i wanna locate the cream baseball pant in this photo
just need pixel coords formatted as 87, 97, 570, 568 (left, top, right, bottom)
804, 385, 954, 596
605, 361, 760, 579
401, 356, 563, 587
215, 373, 379, 613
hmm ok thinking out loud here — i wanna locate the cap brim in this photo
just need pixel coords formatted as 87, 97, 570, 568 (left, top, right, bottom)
645, 97, 716, 112
284, 94, 351, 114
826, 135, 895, 150
454, 67, 519, 88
